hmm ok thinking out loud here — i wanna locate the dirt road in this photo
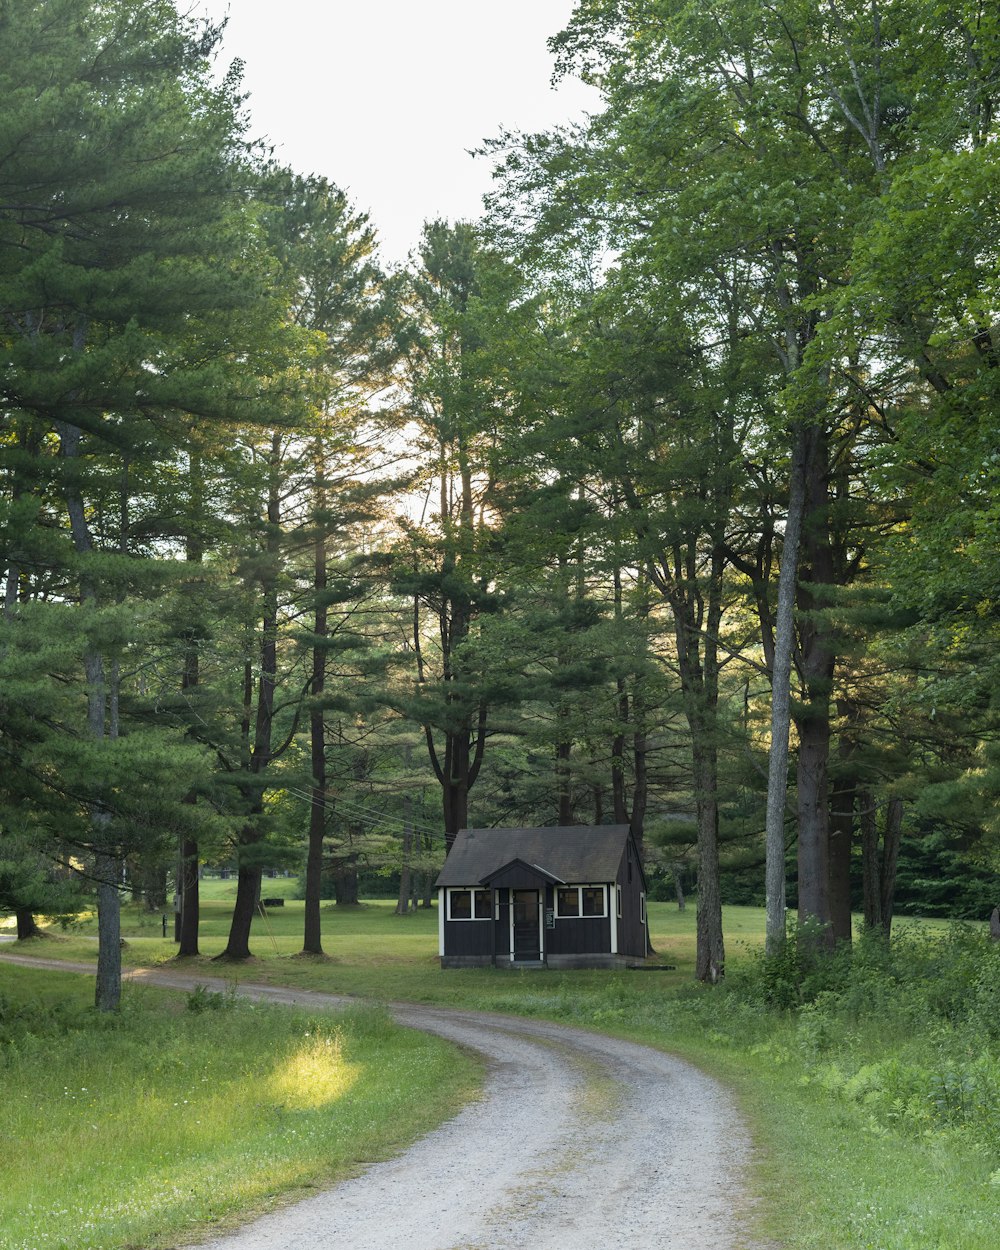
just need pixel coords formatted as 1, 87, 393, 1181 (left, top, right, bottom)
1, 953, 774, 1250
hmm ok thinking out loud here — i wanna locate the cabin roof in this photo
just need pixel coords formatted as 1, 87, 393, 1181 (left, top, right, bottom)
435, 825, 633, 888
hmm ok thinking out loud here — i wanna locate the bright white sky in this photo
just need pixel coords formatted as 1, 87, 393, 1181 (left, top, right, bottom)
191, 1, 599, 264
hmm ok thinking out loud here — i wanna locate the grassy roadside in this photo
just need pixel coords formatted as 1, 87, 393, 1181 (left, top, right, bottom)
4, 896, 997, 1250
0, 962, 480, 1250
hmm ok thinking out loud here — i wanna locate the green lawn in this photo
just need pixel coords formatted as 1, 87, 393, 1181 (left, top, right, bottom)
1, 890, 759, 1000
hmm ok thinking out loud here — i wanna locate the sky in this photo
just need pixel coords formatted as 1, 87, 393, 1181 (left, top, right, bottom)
192, 1, 599, 264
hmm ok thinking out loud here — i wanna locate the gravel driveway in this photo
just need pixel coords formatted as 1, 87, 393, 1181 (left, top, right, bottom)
1, 954, 775, 1250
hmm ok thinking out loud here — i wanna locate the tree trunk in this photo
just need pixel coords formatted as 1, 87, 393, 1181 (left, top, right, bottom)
692, 740, 724, 981
15, 909, 42, 940
879, 798, 903, 939
556, 732, 573, 825
303, 440, 329, 955
860, 793, 903, 938
629, 694, 649, 855
136, 860, 168, 912
764, 421, 809, 955
672, 864, 686, 911
94, 846, 122, 1013
59, 412, 124, 1011
442, 749, 471, 851
178, 836, 200, 956
223, 864, 262, 959
219, 433, 282, 960
828, 762, 855, 943
794, 422, 837, 940
177, 447, 204, 958
334, 864, 360, 906
860, 792, 882, 931
796, 712, 831, 932
396, 796, 414, 915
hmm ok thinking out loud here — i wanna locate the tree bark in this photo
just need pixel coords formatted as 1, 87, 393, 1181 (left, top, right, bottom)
59, 411, 123, 1010
827, 774, 855, 944
879, 798, 903, 939
178, 836, 200, 956
692, 736, 724, 981
219, 433, 282, 960
334, 862, 360, 906
860, 793, 903, 938
672, 864, 686, 911
764, 421, 809, 955
396, 796, 414, 914
177, 447, 204, 957
15, 909, 42, 940
794, 422, 837, 940
556, 733, 573, 825
303, 439, 328, 956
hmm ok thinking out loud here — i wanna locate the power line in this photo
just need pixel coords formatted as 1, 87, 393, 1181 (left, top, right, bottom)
279, 784, 448, 845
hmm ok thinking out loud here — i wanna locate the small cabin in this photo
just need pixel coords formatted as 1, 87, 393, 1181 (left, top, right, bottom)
435, 824, 648, 969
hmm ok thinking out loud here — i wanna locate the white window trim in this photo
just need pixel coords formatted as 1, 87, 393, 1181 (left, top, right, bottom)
446, 886, 492, 921
554, 884, 608, 920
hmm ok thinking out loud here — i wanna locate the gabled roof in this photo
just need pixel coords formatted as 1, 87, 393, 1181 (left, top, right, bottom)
480, 857, 566, 887
435, 825, 633, 889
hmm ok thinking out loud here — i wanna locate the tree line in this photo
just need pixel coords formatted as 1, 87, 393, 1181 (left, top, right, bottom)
1, 0, 998, 1006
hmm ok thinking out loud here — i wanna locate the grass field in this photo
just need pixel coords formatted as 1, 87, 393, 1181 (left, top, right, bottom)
0, 888, 758, 1001
0, 959, 479, 1250
3, 887, 997, 1250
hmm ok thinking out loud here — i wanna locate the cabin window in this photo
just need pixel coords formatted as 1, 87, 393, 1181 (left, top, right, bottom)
640, 892, 647, 924
448, 888, 491, 920
556, 887, 579, 917
582, 887, 605, 917
555, 885, 607, 919
616, 885, 622, 918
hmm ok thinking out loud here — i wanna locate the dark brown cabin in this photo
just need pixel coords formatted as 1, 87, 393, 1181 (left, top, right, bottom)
435, 825, 648, 969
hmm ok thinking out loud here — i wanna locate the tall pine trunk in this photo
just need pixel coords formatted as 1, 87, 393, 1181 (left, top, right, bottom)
672, 543, 726, 982
219, 433, 281, 960
764, 422, 809, 955
15, 909, 42, 940
177, 448, 204, 957
828, 781, 855, 944
794, 423, 836, 939
861, 795, 903, 938
59, 412, 122, 1011
303, 439, 328, 955
396, 796, 415, 914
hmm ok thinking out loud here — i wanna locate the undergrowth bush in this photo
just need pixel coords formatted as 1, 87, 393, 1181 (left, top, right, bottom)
714, 921, 1000, 1161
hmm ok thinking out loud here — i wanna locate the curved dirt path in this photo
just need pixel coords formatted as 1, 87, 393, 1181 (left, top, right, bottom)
1, 953, 775, 1250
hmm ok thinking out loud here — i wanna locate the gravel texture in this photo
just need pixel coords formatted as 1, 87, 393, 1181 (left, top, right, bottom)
1, 953, 775, 1250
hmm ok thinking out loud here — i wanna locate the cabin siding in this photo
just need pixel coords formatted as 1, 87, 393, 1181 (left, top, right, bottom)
616, 836, 648, 958
547, 913, 611, 955
442, 916, 492, 958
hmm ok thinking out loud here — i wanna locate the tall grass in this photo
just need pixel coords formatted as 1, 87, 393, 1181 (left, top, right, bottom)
0, 965, 479, 1250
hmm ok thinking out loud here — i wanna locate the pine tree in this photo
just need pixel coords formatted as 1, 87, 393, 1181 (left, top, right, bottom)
0, 0, 295, 1005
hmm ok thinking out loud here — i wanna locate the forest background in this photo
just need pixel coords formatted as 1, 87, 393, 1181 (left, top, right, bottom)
1, 0, 998, 1007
